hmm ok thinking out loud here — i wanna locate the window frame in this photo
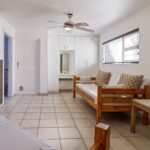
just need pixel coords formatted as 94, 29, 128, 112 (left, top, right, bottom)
102, 28, 139, 64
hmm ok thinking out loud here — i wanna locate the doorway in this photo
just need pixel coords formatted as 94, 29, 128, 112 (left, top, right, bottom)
4, 34, 12, 102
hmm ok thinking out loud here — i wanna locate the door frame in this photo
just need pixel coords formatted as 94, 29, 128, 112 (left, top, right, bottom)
2, 31, 15, 105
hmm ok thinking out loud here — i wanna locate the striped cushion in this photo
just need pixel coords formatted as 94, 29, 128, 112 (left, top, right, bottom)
95, 70, 111, 85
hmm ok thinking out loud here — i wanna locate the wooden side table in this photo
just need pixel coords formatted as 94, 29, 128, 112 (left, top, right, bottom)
131, 99, 150, 133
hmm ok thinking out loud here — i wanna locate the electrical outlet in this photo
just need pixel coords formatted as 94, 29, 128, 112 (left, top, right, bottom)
19, 86, 24, 91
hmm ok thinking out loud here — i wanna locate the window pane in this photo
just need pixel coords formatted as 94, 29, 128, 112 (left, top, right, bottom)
124, 49, 139, 62
103, 29, 139, 64
124, 32, 139, 49
104, 38, 122, 63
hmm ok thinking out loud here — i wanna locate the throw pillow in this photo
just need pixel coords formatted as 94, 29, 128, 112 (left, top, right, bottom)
118, 73, 144, 89
95, 70, 111, 85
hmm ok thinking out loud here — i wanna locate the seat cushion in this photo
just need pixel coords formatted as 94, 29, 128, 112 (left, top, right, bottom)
76, 83, 131, 106
76, 83, 97, 102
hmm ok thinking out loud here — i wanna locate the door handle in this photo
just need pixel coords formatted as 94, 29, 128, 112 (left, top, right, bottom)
17, 61, 20, 67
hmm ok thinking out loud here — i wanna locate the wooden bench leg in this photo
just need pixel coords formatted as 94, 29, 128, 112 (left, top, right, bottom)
90, 123, 110, 150
96, 110, 102, 124
131, 105, 136, 133
143, 111, 149, 125
73, 89, 76, 98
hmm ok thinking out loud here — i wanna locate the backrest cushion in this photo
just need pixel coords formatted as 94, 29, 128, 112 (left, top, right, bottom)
80, 77, 92, 84
108, 73, 121, 85
95, 70, 111, 85
140, 78, 150, 88
118, 73, 144, 89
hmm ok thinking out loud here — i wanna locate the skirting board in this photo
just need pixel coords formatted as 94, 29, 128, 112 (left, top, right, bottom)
48, 91, 60, 94
38, 93, 49, 96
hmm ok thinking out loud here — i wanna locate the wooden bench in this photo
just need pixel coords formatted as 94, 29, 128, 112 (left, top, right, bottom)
131, 99, 150, 133
73, 76, 150, 124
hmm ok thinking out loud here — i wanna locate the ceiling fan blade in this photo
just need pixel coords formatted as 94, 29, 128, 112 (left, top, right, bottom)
47, 26, 63, 29
76, 26, 95, 33
48, 21, 63, 24
75, 23, 89, 26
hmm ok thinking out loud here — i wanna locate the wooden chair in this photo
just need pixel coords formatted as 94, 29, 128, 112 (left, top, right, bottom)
90, 123, 111, 150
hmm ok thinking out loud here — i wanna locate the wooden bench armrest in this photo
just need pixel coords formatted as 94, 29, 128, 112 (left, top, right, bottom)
73, 75, 96, 83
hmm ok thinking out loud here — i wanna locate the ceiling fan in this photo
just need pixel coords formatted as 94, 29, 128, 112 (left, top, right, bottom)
48, 13, 95, 33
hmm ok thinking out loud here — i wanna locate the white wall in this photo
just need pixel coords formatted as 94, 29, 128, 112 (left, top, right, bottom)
100, 6, 150, 78
0, 16, 15, 106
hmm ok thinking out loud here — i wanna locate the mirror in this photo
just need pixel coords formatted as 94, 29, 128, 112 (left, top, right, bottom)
60, 51, 75, 75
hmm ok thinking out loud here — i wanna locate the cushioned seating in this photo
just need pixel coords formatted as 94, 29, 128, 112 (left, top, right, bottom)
76, 83, 131, 106
73, 72, 150, 123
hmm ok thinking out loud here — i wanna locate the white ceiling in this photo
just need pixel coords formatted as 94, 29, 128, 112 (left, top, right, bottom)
0, 0, 150, 33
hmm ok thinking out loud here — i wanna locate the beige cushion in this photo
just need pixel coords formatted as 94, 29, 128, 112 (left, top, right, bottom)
118, 73, 144, 89
76, 83, 131, 104
102, 84, 126, 89
80, 77, 92, 84
95, 70, 111, 85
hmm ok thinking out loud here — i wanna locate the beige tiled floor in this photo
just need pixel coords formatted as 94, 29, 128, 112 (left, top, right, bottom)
0, 92, 150, 150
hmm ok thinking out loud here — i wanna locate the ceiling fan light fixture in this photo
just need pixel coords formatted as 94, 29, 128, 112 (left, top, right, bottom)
64, 24, 74, 31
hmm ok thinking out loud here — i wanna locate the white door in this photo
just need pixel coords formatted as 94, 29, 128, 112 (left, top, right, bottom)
75, 36, 98, 76
48, 36, 59, 92
16, 40, 39, 94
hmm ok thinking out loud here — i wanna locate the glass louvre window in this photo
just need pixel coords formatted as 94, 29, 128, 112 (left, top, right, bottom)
103, 29, 139, 64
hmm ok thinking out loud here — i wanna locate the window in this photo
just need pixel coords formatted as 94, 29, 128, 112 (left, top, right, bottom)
103, 29, 139, 64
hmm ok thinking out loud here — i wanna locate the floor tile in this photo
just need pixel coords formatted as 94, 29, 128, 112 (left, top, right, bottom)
29, 103, 42, 108
74, 119, 93, 127
54, 100, 65, 104
71, 113, 87, 119
68, 107, 84, 113
1, 92, 150, 150
56, 113, 72, 119
41, 108, 55, 113
110, 127, 122, 138
111, 137, 136, 150
54, 104, 66, 108
12, 107, 27, 113
55, 108, 69, 113
39, 119, 57, 127
61, 139, 86, 150
127, 136, 150, 150
57, 119, 75, 127
8, 113, 24, 120
24, 113, 40, 120
40, 113, 56, 119
42, 103, 55, 107
42, 140, 61, 150
21, 120, 39, 128
8, 119, 22, 127
83, 138, 94, 149
27, 108, 41, 113
115, 126, 141, 137
24, 128, 38, 137
38, 128, 59, 140
59, 128, 81, 139
78, 127, 94, 138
